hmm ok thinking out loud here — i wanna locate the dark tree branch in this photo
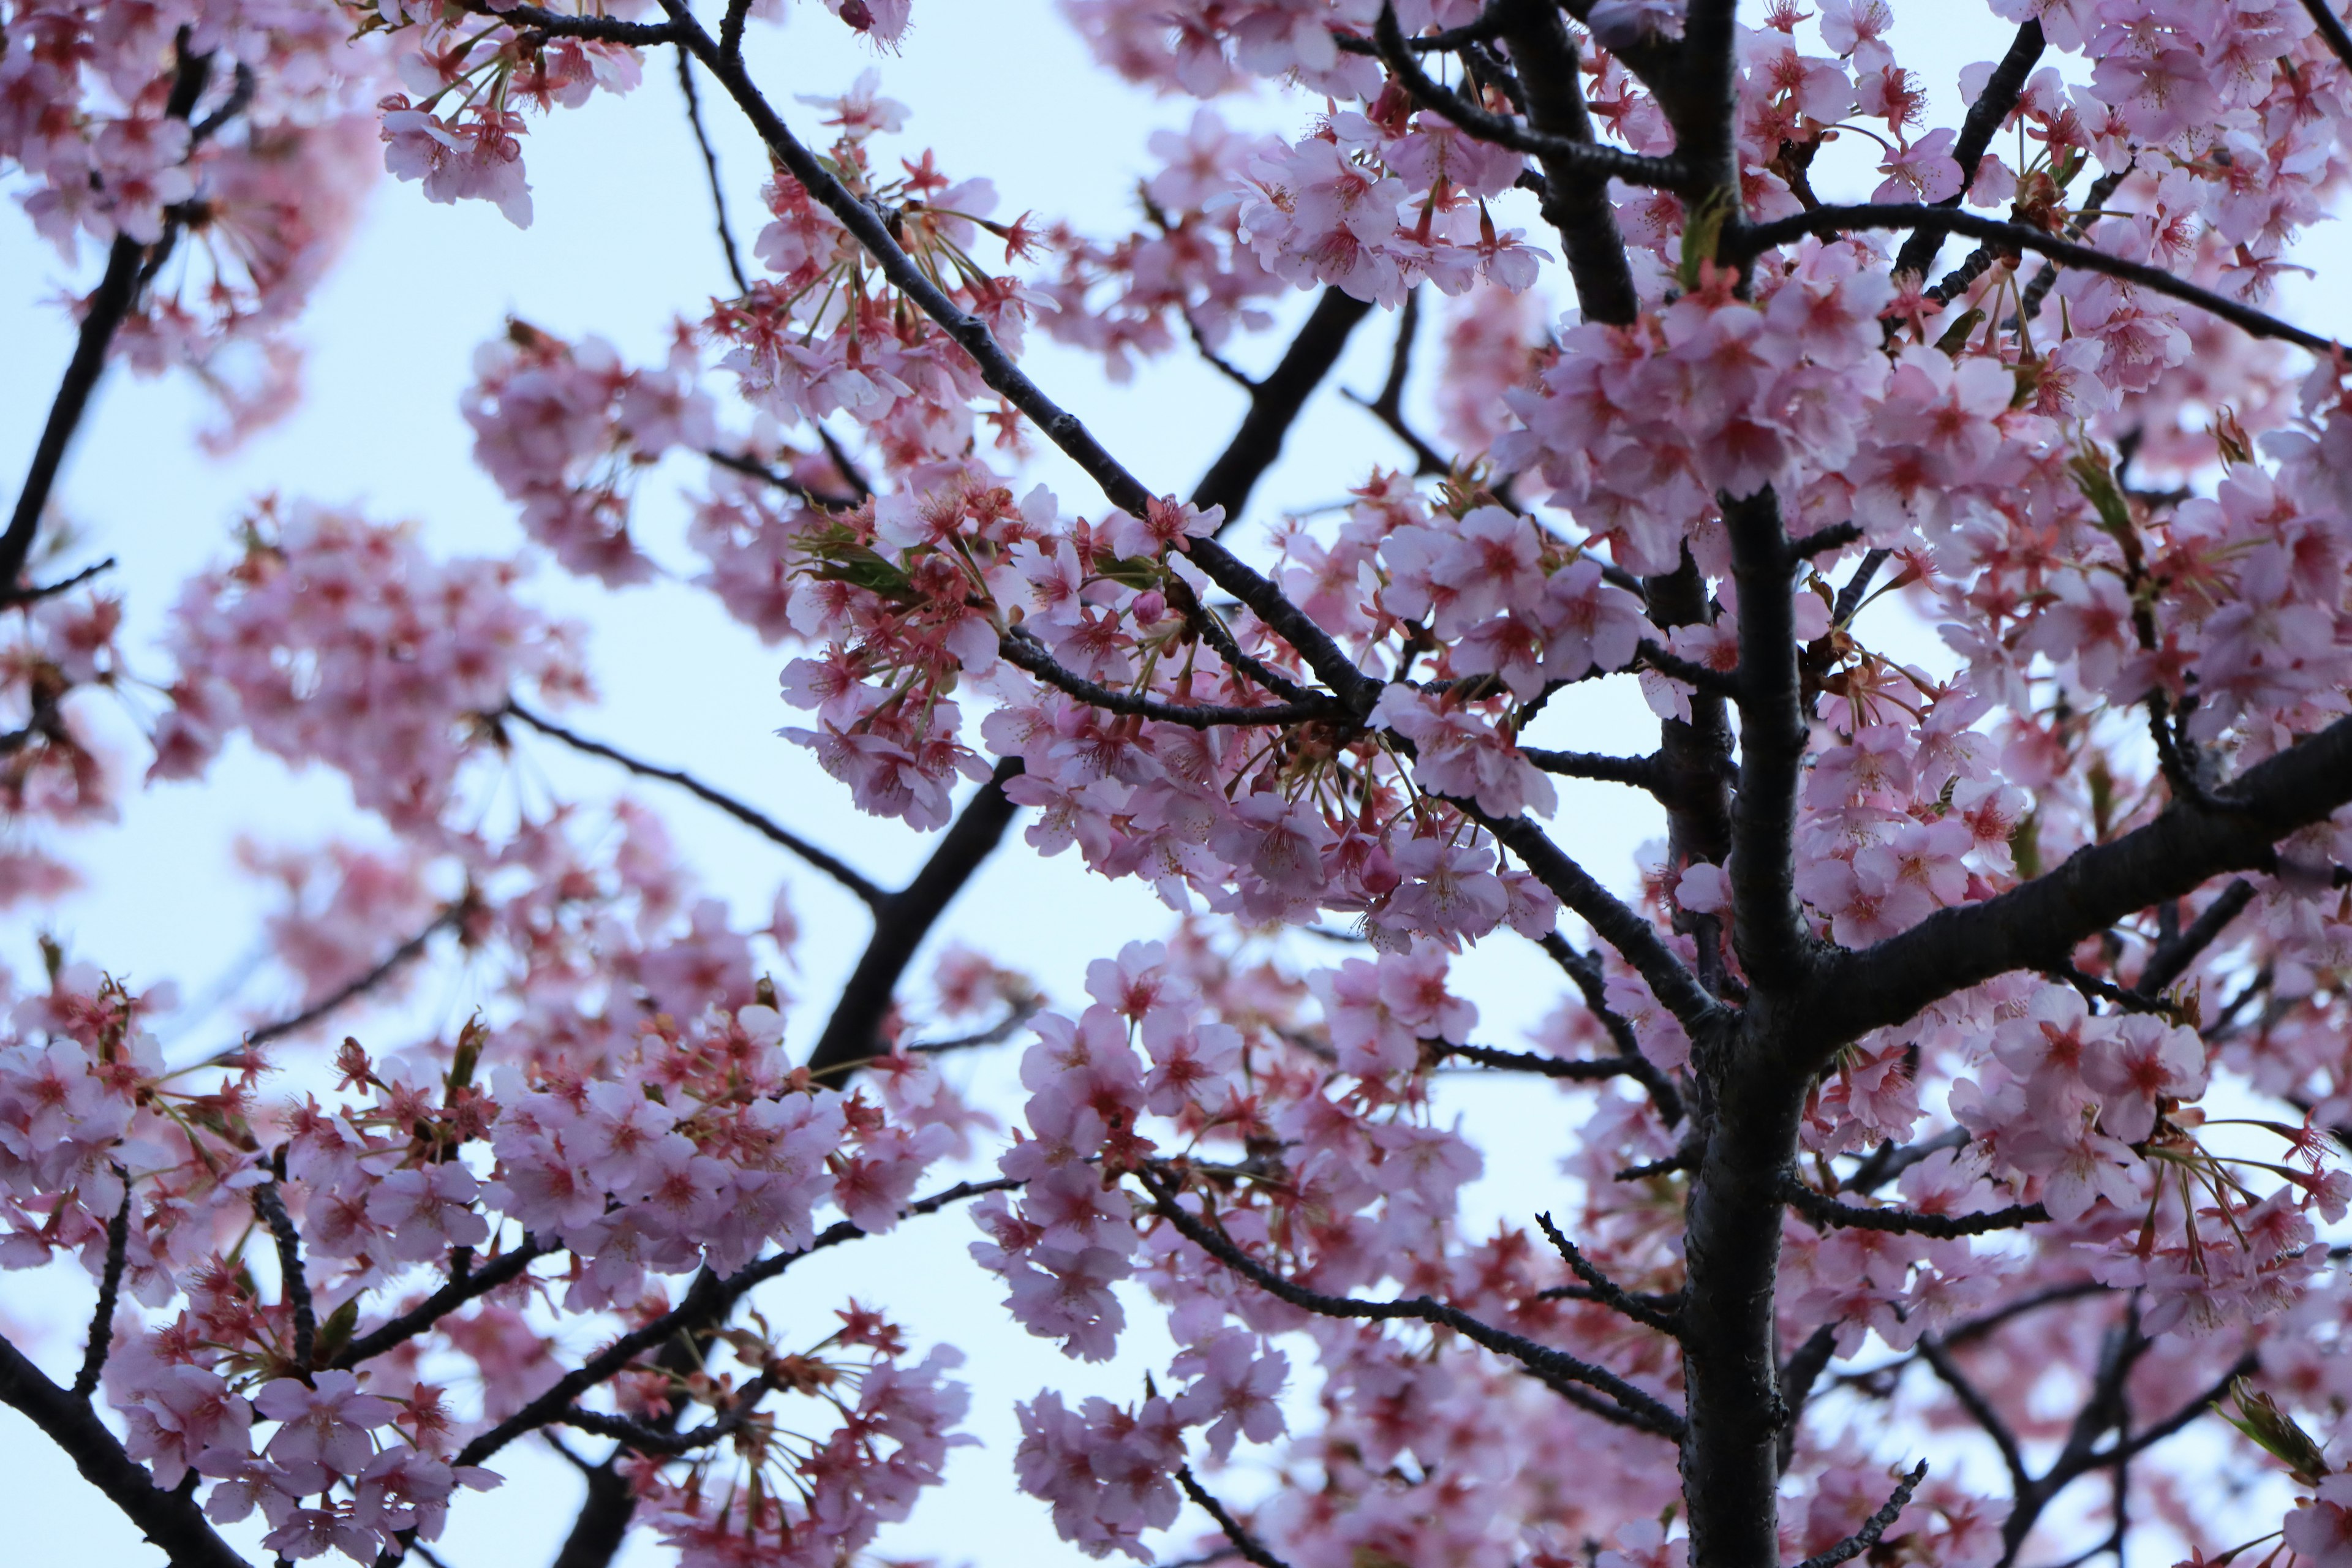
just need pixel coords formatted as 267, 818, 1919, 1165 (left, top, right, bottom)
1177, 1466, 1295, 1568
478, 2, 682, 44
1438, 1041, 1662, 1085
1793, 1461, 1928, 1568
188, 907, 463, 1074
333, 1238, 558, 1370
2133, 878, 2254, 999
1781, 1178, 2046, 1238
453, 1178, 1016, 1471
0, 556, 118, 611
1521, 746, 1660, 790
1777, 1322, 1841, 1474
1838, 1128, 1969, 1193
1724, 488, 1817, 983
1332, 4, 1509, 55
556, 1371, 773, 1456
1343, 288, 1455, 479
805, 756, 1025, 1076
504, 699, 887, 909
1193, 287, 1373, 529
1534, 1212, 1681, 1335
252, 1183, 315, 1371
72, 1183, 132, 1398
1736, 205, 2337, 355
701, 447, 857, 509
1000, 633, 1343, 729
1371, 6, 1687, 195
2301, 0, 2352, 80
675, 51, 750, 295
1823, 709, 2352, 1052
1139, 1168, 1685, 1437
1831, 548, 1892, 627
548, 1454, 635, 1568
1940, 1280, 2111, 1349
0, 1333, 251, 1568
1470, 806, 1723, 1034
664, 7, 1382, 714
1919, 1335, 2030, 1492
1790, 522, 1861, 561
1532, 932, 1686, 1125
1493, 0, 1642, 325
1891, 21, 2046, 280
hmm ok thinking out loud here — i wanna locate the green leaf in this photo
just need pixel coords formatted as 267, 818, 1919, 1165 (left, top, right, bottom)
310, 1297, 361, 1368
1678, 189, 1735, 293
2217, 1379, 2331, 1485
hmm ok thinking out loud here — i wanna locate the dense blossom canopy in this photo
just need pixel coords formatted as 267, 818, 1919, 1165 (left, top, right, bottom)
10, 1, 2352, 1567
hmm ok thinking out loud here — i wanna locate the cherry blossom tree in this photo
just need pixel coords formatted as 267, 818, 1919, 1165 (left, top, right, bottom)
12, 1, 2352, 1567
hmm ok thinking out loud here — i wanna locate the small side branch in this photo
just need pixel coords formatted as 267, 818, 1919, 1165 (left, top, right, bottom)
1140, 1168, 1685, 1437
252, 1182, 317, 1371
1735, 205, 2337, 355
1781, 1178, 2046, 1238
2133, 878, 2254, 999
227, 905, 462, 1060
1438, 1042, 1661, 1085
71, 1183, 132, 1398
1533, 1212, 1681, 1335
1522, 747, 1660, 790
1792, 1461, 1929, 1568
1177, 1465, 1295, 1568
804, 758, 1025, 1076
333, 1237, 558, 1369
676, 50, 750, 295
505, 699, 887, 910
1370, 6, 1686, 192
1890, 20, 2046, 280
1192, 287, 1373, 527
1000, 633, 1342, 729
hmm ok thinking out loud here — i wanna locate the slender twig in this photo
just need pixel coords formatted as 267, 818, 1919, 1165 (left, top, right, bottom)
1534, 1213, 1681, 1335
1331, 4, 1509, 55
1838, 1128, 1968, 1194
675, 50, 750, 295
1736, 205, 2338, 355
0, 556, 117, 611
1520, 747, 1660, 790
1781, 1178, 2046, 1238
2133, 879, 2254, 999
192, 907, 462, 1071
556, 1370, 775, 1456
252, 1183, 316, 1371
1438, 1042, 1662, 1084
333, 1237, 559, 1369
1920, 1335, 2031, 1492
1177, 1466, 1295, 1568
1138, 1167, 1684, 1437
71, 1183, 133, 1398
701, 447, 856, 509
1792, 1461, 1929, 1568
661, 7, 1382, 714
4, 239, 145, 593
472, 2, 681, 43
1532, 932, 1685, 1125
1369, 6, 1686, 191
1000, 633, 1343, 729
1891, 20, 2046, 279
504, 699, 887, 909
452, 1177, 1016, 1468
1471, 805, 1723, 1036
